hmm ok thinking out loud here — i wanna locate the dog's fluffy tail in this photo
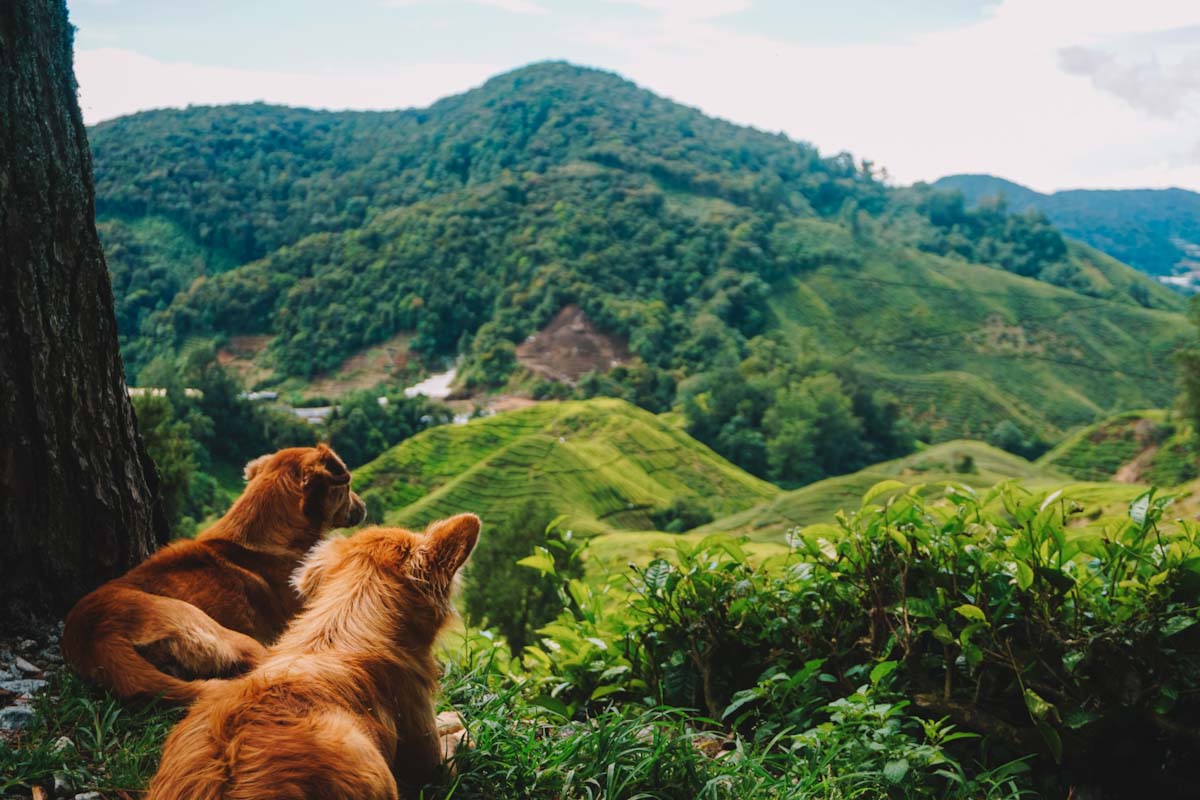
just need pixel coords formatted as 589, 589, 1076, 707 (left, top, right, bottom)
62, 587, 245, 704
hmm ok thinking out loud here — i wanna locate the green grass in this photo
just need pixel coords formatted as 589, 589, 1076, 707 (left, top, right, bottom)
0, 670, 182, 796
354, 398, 780, 536
772, 235, 1189, 444
0, 649, 1028, 800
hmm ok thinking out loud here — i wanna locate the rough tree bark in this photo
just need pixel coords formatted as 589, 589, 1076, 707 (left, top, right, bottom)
0, 0, 167, 619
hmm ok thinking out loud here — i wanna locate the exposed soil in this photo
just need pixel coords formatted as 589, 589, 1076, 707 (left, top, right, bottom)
1114, 444, 1160, 483
488, 395, 540, 414
304, 332, 413, 397
218, 333, 413, 397
516, 305, 630, 386
216, 334, 274, 387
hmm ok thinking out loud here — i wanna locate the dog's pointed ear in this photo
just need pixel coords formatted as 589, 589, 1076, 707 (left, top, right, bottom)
291, 536, 346, 599
422, 514, 480, 577
244, 453, 272, 482
301, 444, 350, 489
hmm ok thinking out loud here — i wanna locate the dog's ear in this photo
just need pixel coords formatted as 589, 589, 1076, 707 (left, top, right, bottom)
290, 536, 346, 599
243, 453, 272, 482
421, 514, 480, 578
302, 444, 351, 489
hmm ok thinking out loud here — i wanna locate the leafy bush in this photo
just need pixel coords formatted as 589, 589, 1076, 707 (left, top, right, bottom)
439, 636, 1029, 800
526, 484, 1200, 797
462, 502, 584, 655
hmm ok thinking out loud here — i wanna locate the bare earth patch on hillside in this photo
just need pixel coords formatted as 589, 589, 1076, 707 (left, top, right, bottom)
303, 332, 413, 397
216, 334, 273, 387
1114, 444, 1160, 483
219, 332, 413, 396
516, 305, 630, 385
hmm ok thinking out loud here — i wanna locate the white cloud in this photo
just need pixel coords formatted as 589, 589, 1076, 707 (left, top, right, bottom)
571, 0, 1200, 191
1058, 43, 1200, 119
381, 0, 547, 13
604, 0, 750, 21
474, 0, 548, 14
75, 48, 502, 125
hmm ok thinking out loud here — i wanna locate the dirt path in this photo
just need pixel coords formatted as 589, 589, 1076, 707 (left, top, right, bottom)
1113, 444, 1160, 483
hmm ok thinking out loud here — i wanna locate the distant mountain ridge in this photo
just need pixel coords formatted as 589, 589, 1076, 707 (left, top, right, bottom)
934, 174, 1200, 286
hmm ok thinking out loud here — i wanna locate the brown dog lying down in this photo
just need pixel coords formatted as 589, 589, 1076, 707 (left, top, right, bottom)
62, 444, 367, 704
147, 514, 481, 800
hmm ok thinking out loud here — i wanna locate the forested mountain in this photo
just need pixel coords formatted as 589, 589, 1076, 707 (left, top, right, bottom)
934, 173, 1200, 283
91, 61, 1190, 479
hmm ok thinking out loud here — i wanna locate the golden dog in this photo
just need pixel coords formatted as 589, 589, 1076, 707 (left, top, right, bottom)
62, 444, 366, 703
147, 514, 480, 800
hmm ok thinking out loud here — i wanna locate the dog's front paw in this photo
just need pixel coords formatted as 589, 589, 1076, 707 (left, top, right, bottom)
435, 710, 465, 736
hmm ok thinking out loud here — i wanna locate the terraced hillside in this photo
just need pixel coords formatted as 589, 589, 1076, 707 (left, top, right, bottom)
352, 398, 779, 535
773, 233, 1189, 441
695, 440, 1152, 542
1038, 409, 1197, 486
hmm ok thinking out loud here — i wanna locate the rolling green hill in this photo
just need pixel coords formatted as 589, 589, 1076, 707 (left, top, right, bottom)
934, 173, 1200, 283
90, 61, 1191, 462
696, 440, 1065, 541
693, 439, 1157, 545
352, 397, 779, 535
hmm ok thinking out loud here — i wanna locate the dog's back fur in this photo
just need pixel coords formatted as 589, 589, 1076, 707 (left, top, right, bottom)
147, 515, 481, 800
62, 444, 366, 703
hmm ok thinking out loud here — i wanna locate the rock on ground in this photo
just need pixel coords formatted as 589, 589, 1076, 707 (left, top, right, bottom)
0, 622, 62, 736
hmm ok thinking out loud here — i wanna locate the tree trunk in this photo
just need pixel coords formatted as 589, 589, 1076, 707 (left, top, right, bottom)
0, 0, 167, 619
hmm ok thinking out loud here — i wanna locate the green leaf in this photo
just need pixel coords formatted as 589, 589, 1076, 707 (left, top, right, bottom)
931, 623, 955, 645
869, 660, 899, 686
863, 480, 907, 507
959, 621, 986, 647
1162, 615, 1197, 637
642, 559, 672, 593
1130, 492, 1151, 525
1038, 489, 1064, 512
517, 550, 556, 575
1063, 708, 1102, 730
955, 604, 987, 623
589, 684, 624, 701
1035, 566, 1074, 595
1023, 688, 1060, 723
531, 694, 570, 719
883, 759, 909, 784
1015, 560, 1034, 591
695, 534, 747, 560
722, 690, 762, 720
1035, 719, 1063, 764
963, 643, 983, 668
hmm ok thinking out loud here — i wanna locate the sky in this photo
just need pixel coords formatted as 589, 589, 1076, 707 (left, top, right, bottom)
68, 0, 1200, 193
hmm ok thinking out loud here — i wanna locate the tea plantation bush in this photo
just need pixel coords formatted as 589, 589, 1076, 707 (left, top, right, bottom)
512, 483, 1200, 798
